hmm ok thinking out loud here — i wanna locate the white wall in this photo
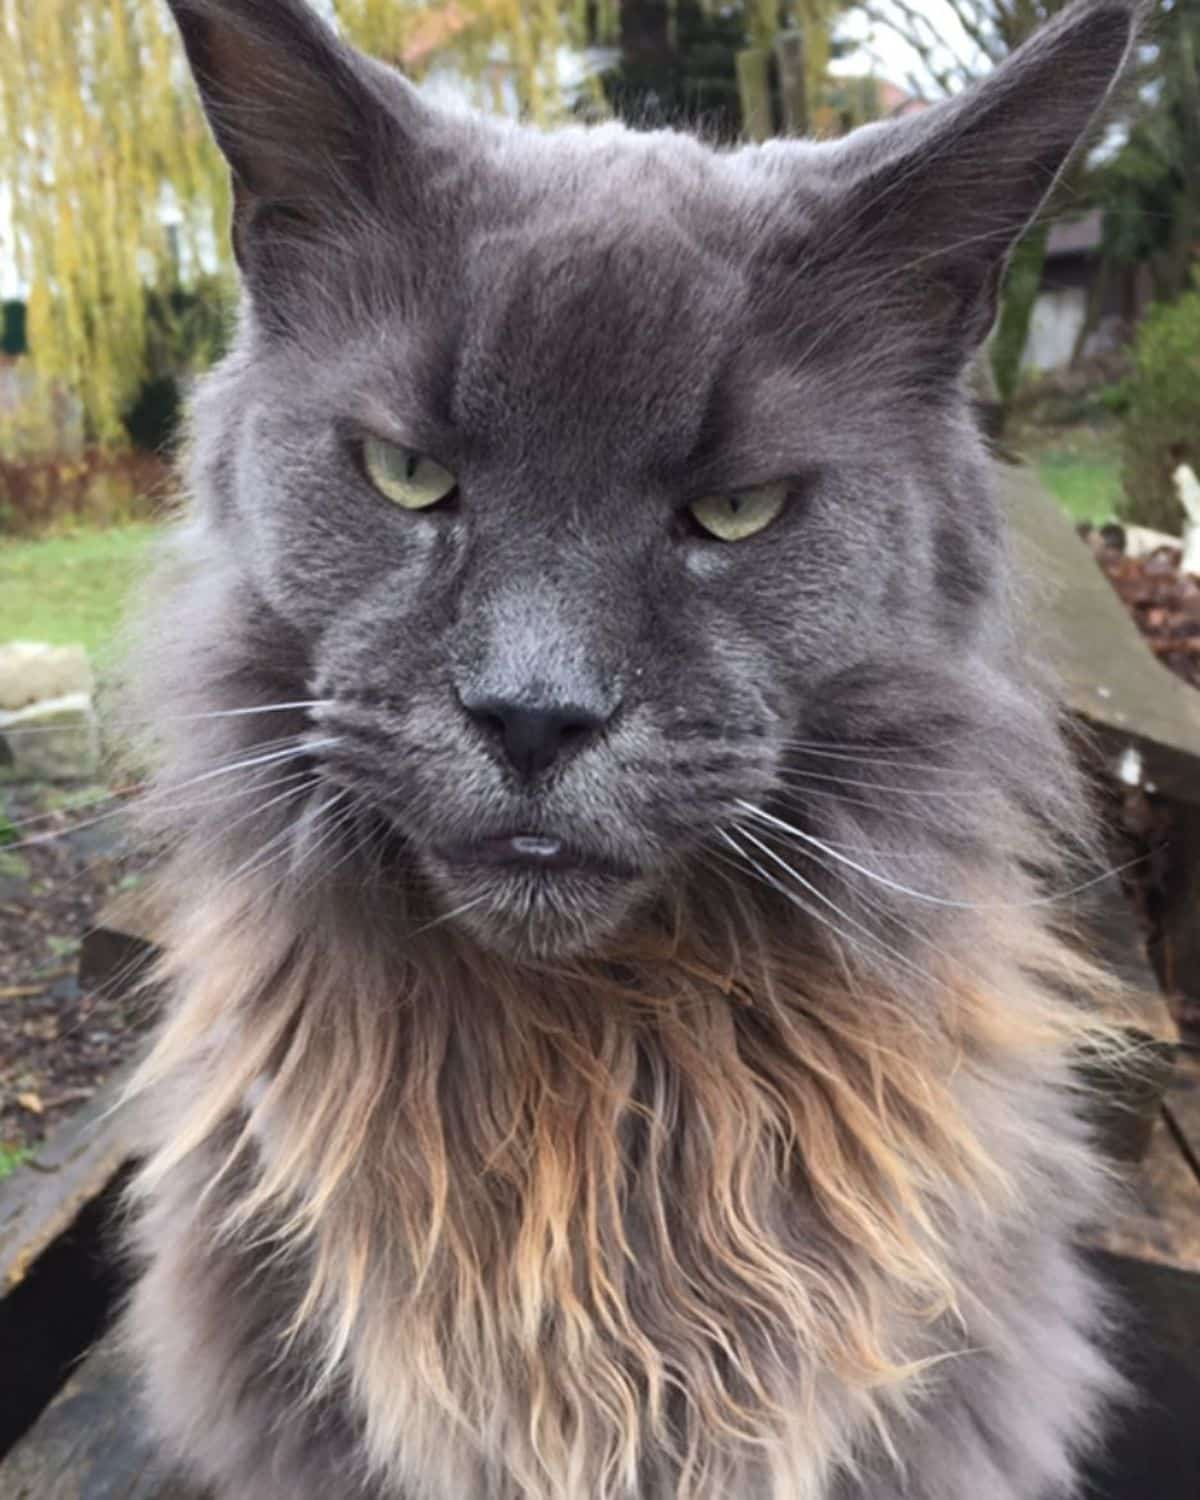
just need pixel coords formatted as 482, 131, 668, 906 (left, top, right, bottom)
1023, 286, 1088, 372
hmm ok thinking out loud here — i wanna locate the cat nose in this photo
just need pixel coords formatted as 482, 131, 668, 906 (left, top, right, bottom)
460, 694, 612, 780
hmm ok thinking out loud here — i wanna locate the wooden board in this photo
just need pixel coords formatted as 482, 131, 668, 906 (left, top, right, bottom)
1162, 1049, 1200, 1185
0, 1070, 135, 1295
1089, 1064, 1200, 1274
0, 1335, 206, 1500
1083, 1251, 1200, 1500
1003, 465, 1200, 807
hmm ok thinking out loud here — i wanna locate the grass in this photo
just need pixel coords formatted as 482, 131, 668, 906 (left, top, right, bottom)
0, 1144, 32, 1182
0, 524, 158, 664
1012, 411, 1128, 526
1034, 450, 1125, 525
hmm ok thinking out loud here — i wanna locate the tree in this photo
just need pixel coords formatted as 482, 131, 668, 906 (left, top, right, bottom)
852, 1, 1109, 409
1094, 0, 1200, 305
599, 0, 851, 139
0, 1, 595, 451
599, 0, 748, 135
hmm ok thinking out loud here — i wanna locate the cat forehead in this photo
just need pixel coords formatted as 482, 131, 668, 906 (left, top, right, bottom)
442, 114, 822, 273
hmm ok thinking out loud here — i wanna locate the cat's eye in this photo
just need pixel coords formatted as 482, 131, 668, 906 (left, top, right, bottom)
688, 483, 787, 542
362, 437, 457, 511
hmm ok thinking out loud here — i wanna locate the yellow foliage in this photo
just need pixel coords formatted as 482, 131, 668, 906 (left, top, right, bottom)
0, 1, 607, 450
1, 0, 228, 447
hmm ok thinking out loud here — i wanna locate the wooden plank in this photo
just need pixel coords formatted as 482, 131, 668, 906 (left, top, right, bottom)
78, 886, 164, 1020
1162, 1049, 1200, 1181
1002, 465, 1200, 807
0, 1070, 135, 1295
1083, 1251, 1200, 1500
1087, 1106, 1200, 1274
0, 1335, 206, 1499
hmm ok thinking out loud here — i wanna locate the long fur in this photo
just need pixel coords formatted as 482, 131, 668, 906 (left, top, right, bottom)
123, 841, 1132, 1497
120, 2, 1141, 1496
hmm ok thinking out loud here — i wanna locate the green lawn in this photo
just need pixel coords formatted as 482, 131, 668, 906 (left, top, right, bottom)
1034, 450, 1125, 525
0, 524, 158, 664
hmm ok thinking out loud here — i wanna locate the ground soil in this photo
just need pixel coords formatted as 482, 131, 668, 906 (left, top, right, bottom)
1086, 533, 1200, 691
0, 781, 144, 1156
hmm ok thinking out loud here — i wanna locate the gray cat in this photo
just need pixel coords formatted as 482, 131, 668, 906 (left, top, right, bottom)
122, 2, 1139, 1496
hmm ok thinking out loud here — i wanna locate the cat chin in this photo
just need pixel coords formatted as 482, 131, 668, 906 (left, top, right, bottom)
423, 858, 648, 961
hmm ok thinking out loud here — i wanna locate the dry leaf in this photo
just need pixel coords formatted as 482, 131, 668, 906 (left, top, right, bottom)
16, 1091, 44, 1115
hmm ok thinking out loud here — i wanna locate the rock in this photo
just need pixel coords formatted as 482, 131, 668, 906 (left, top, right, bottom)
0, 693, 100, 782
0, 643, 93, 712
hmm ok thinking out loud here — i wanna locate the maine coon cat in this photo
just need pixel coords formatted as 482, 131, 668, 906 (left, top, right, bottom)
123, 2, 1140, 1496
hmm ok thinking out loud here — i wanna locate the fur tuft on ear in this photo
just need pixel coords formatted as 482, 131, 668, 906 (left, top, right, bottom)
163, 0, 424, 272
769, 0, 1139, 366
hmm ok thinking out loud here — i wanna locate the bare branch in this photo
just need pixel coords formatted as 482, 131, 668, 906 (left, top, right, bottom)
860, 1, 978, 94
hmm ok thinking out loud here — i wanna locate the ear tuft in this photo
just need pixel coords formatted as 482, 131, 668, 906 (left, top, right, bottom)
164, 0, 421, 268
780, 0, 1139, 363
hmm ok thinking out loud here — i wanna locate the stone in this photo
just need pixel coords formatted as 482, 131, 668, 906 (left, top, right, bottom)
0, 692, 100, 782
0, 642, 93, 712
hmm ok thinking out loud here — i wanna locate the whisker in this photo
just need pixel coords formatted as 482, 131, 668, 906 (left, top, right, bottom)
0, 741, 334, 854
32, 769, 321, 902
738, 801, 1144, 912
0, 700, 334, 738
765, 781, 976, 828
724, 825, 953, 1000
0, 732, 314, 839
407, 893, 490, 940
777, 729, 982, 758
778, 743, 985, 775
776, 768, 985, 800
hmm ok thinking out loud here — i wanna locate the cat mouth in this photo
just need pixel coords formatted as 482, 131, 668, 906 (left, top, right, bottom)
433, 833, 640, 883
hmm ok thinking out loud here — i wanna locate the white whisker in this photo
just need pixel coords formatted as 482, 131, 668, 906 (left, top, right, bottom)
777, 767, 984, 800
724, 825, 952, 1000
738, 801, 1142, 911
0, 700, 333, 738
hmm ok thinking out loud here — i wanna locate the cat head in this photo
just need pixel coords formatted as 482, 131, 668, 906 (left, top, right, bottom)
155, 0, 1134, 959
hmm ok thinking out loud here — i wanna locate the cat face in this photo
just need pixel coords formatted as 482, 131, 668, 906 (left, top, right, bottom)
164, 0, 1133, 957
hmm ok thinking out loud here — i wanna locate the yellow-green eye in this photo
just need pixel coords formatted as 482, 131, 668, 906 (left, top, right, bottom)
363, 438, 457, 510
688, 482, 787, 542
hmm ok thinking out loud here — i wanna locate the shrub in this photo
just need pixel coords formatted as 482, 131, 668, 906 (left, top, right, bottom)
0, 448, 168, 536
1119, 283, 1200, 531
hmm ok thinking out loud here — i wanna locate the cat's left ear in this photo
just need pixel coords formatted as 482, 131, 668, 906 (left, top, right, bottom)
778, 0, 1137, 362
164, 0, 426, 279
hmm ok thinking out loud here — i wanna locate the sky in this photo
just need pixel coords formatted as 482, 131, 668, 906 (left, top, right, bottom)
832, 2, 986, 92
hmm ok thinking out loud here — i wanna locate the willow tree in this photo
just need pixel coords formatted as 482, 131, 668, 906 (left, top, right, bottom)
0, 0, 225, 446
0, 0, 599, 452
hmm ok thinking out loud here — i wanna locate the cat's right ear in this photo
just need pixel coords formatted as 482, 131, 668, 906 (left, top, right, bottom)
164, 0, 424, 279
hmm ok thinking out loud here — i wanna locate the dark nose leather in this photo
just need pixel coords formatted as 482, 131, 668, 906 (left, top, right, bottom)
461, 695, 611, 779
